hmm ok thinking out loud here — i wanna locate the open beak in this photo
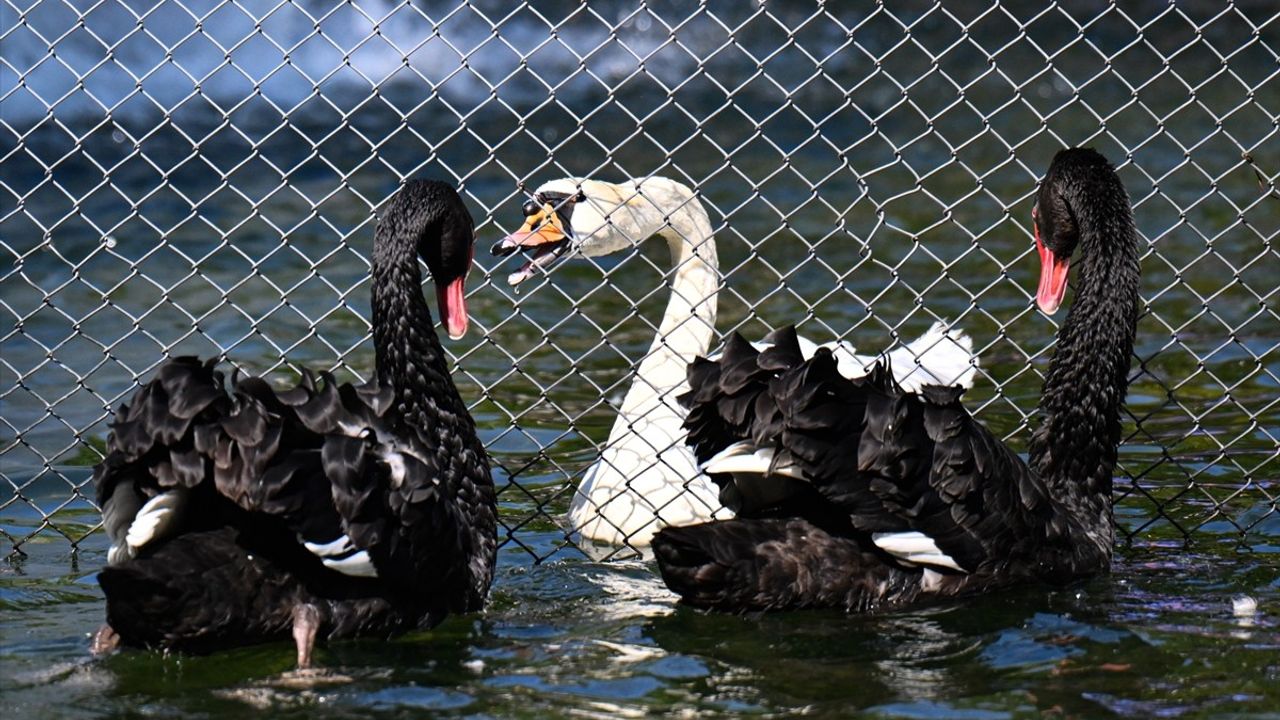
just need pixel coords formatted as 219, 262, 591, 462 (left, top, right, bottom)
1034, 216, 1071, 315
491, 205, 573, 286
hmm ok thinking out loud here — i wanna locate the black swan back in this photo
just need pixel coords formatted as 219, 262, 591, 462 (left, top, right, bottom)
653, 149, 1141, 612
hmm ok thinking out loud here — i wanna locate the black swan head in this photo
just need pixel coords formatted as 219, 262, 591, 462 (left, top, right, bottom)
1033, 160, 1081, 315
373, 179, 476, 341
1028, 148, 1141, 533
1033, 148, 1132, 316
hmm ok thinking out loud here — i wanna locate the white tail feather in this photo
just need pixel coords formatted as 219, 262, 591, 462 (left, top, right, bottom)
908, 553, 965, 572
122, 490, 186, 555
107, 544, 132, 565
304, 534, 379, 578
702, 442, 805, 479
872, 530, 965, 572
869, 530, 942, 554
303, 535, 356, 558
322, 550, 378, 578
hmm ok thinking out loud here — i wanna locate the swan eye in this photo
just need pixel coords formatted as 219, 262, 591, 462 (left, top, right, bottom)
534, 192, 579, 216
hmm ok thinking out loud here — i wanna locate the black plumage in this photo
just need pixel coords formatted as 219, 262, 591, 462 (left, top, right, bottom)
91, 180, 496, 666
653, 149, 1141, 612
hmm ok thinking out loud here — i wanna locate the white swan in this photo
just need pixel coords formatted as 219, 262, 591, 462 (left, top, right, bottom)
494, 177, 977, 548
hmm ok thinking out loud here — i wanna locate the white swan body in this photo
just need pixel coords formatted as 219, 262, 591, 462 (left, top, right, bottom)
496, 177, 977, 547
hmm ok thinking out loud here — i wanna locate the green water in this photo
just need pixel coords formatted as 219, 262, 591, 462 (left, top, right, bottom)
2, 511, 1279, 717
3, 0, 1279, 715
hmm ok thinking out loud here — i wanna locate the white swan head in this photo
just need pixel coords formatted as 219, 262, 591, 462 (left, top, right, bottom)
492, 178, 703, 286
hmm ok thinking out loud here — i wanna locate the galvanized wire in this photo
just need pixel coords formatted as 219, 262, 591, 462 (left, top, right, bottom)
1, 0, 1277, 559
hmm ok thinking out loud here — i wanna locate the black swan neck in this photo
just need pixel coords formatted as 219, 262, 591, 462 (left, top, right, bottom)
370, 218, 473, 440
1028, 171, 1140, 541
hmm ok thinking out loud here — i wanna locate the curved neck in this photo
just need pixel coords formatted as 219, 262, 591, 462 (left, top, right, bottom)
1028, 184, 1140, 541
616, 186, 719, 422
369, 210, 493, 607
370, 224, 474, 440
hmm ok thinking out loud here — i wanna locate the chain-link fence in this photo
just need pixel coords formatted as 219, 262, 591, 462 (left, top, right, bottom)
2, 0, 1277, 561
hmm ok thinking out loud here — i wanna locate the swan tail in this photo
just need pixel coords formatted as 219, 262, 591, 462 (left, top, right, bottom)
94, 357, 231, 560
96, 358, 399, 582
98, 527, 305, 654
653, 518, 910, 612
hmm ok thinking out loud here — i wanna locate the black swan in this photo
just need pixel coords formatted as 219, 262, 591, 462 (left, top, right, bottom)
90, 180, 496, 667
652, 148, 1140, 611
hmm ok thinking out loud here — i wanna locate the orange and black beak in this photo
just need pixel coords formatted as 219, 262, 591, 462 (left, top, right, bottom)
1034, 206, 1071, 315
492, 199, 574, 286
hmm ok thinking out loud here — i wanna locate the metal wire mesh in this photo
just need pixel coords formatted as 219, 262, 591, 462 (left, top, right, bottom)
2, 0, 1277, 560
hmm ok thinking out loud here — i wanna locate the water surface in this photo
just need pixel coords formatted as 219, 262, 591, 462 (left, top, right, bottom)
2, 509, 1278, 717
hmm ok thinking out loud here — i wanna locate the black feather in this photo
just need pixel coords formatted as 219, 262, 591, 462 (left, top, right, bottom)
92, 180, 496, 660
655, 148, 1141, 612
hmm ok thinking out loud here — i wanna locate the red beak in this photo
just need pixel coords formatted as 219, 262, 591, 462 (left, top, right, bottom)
1035, 222, 1071, 315
436, 277, 468, 340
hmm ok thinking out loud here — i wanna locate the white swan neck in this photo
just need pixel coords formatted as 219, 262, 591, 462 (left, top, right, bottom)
568, 178, 727, 545
615, 183, 718, 422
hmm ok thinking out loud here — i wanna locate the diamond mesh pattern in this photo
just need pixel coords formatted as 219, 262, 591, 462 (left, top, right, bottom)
2, 1, 1276, 560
